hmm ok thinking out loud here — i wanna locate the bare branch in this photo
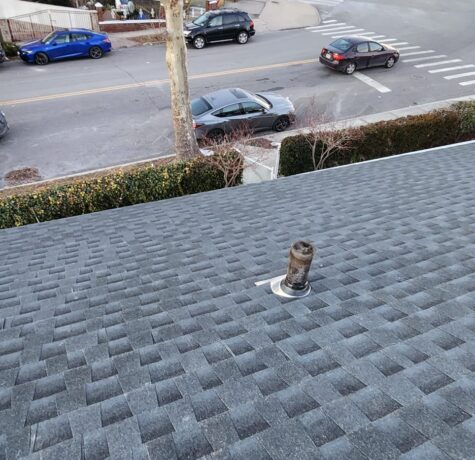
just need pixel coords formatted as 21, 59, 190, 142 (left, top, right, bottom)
298, 98, 362, 170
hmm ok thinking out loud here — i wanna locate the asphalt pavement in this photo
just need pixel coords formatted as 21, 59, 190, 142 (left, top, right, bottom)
1, 0, 474, 186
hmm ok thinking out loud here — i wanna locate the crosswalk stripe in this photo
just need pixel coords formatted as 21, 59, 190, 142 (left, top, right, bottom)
402, 54, 446, 63
304, 0, 342, 5
397, 46, 420, 51
388, 42, 409, 46
377, 38, 397, 42
460, 80, 475, 86
366, 35, 386, 40
401, 50, 436, 57
322, 20, 338, 24
414, 59, 462, 68
444, 71, 475, 80
305, 22, 346, 30
330, 30, 366, 37
429, 65, 475, 74
320, 26, 358, 34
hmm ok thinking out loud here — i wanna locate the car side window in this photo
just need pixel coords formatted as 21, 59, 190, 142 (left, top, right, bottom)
369, 42, 384, 52
223, 14, 238, 25
242, 101, 264, 114
356, 42, 369, 53
213, 104, 242, 117
208, 16, 223, 27
71, 33, 88, 42
54, 34, 70, 44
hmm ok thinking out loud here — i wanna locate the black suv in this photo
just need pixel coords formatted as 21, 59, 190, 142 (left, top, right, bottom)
184, 9, 255, 49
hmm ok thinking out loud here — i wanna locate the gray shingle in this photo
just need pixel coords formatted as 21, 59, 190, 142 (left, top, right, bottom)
2, 142, 475, 459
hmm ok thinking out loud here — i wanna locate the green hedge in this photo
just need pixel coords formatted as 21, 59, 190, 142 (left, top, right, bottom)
279, 101, 475, 177
0, 157, 240, 229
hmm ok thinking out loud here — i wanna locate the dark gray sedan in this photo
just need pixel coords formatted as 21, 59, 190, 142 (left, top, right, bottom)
0, 111, 8, 138
191, 88, 295, 141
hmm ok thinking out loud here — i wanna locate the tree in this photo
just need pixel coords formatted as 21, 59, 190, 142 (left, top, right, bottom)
300, 100, 362, 170
161, 0, 200, 160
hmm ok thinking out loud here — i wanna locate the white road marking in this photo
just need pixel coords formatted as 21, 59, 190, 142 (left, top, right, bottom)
377, 38, 398, 42
445, 71, 475, 80
402, 54, 446, 63
305, 22, 346, 30
322, 19, 338, 24
397, 46, 421, 51
401, 50, 436, 57
429, 64, 475, 73
319, 26, 359, 34
352, 72, 391, 93
460, 80, 475, 86
364, 35, 386, 39
330, 29, 366, 37
357, 32, 377, 36
414, 59, 462, 68
388, 42, 409, 46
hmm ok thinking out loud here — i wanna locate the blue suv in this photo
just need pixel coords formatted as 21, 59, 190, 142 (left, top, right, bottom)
19, 29, 111, 65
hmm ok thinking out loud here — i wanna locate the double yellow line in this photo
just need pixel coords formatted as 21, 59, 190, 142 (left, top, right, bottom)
1, 58, 317, 106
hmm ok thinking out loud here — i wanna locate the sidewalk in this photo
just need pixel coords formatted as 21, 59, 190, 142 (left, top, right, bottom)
108, 0, 321, 47
243, 94, 475, 184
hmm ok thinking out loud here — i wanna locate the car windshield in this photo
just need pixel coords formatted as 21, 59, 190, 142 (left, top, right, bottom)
193, 12, 212, 26
191, 97, 212, 116
41, 32, 56, 44
251, 93, 271, 110
330, 38, 352, 52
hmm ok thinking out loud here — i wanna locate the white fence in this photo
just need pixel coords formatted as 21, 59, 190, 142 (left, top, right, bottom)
8, 9, 99, 42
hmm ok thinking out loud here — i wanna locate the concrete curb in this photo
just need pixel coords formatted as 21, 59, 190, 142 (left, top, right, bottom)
2, 95, 473, 191
264, 93, 475, 144
243, 94, 475, 183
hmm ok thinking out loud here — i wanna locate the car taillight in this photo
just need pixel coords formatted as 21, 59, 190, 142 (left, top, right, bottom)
250, 20, 254, 28
192, 120, 203, 129
333, 53, 344, 61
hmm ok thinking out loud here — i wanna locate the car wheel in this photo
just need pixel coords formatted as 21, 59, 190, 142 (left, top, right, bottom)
89, 46, 103, 59
345, 62, 356, 75
272, 116, 290, 132
206, 129, 224, 143
34, 52, 49, 66
237, 31, 249, 45
385, 56, 396, 68
193, 36, 206, 49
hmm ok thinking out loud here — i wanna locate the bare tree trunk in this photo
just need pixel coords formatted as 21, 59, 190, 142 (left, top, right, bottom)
162, 0, 200, 160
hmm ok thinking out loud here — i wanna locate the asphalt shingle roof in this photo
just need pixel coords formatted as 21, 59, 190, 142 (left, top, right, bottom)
1, 142, 475, 459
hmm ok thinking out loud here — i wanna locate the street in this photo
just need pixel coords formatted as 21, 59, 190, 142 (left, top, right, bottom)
1, 0, 474, 186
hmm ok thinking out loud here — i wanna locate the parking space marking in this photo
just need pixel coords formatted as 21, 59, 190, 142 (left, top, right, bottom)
429, 64, 475, 73
402, 54, 446, 63
445, 71, 475, 80
352, 72, 391, 93
401, 50, 436, 57
415, 59, 462, 68
460, 80, 475, 86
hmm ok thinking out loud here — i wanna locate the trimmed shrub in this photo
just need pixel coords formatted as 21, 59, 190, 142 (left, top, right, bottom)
0, 157, 241, 229
279, 103, 475, 177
